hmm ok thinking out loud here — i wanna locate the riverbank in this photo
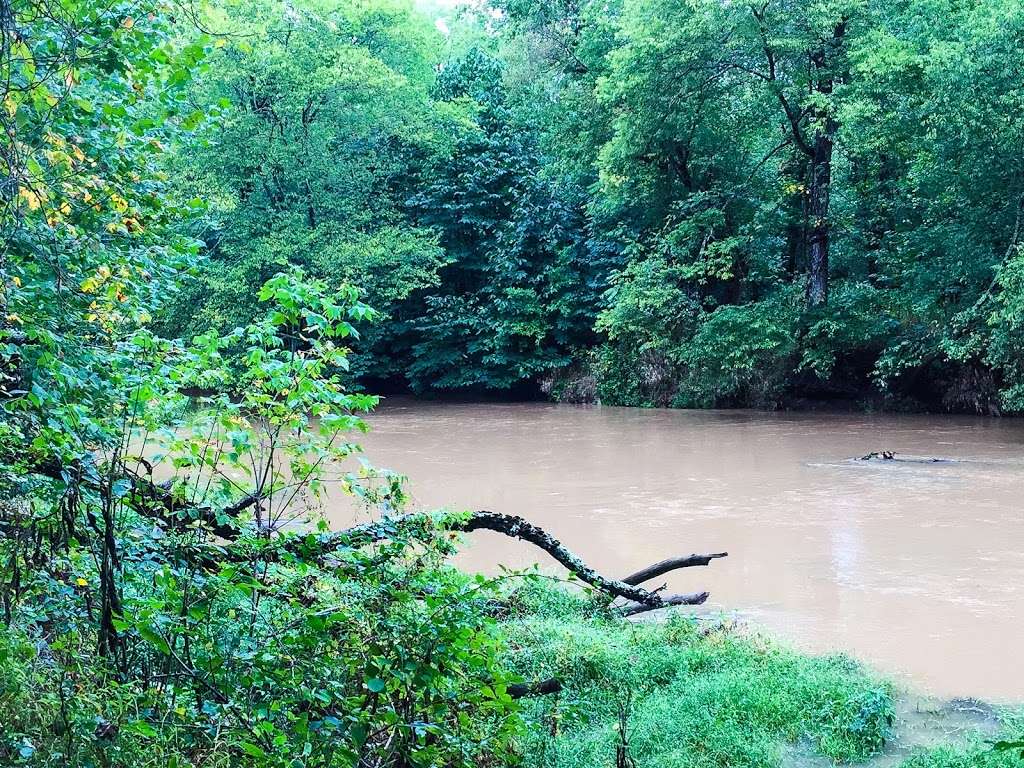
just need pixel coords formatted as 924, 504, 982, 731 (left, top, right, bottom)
5, 573, 1013, 768
501, 583, 1023, 768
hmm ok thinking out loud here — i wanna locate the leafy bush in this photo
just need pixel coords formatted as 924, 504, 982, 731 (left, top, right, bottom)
1, 267, 525, 767
675, 290, 802, 408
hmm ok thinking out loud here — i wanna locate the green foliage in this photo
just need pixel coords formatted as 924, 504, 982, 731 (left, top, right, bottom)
1, 0, 208, 471
118, 0, 1024, 411
898, 715, 1024, 768
401, 45, 601, 392
676, 291, 802, 408
0, 537, 522, 767
161, 0, 453, 380
3, 0, 1024, 764
0, 266, 524, 767
502, 583, 895, 768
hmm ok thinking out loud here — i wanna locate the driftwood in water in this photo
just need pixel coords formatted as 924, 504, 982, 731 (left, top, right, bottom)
861, 450, 895, 461
857, 451, 949, 464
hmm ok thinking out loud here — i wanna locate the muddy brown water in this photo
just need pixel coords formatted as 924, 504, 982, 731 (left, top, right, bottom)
326, 400, 1024, 703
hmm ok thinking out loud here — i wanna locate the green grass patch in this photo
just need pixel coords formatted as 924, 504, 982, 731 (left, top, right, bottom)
502, 582, 896, 767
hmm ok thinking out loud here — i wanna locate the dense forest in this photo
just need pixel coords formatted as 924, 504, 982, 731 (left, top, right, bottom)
2, 0, 1024, 766
155, 0, 1024, 413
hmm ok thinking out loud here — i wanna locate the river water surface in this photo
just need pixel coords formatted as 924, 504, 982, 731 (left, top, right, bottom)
327, 400, 1024, 702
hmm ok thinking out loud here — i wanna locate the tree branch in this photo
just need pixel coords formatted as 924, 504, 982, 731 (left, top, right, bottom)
621, 553, 728, 586
507, 678, 562, 698
12, 458, 728, 615
457, 512, 721, 609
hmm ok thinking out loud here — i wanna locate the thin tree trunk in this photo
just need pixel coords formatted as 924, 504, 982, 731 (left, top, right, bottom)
805, 20, 847, 307
806, 133, 834, 306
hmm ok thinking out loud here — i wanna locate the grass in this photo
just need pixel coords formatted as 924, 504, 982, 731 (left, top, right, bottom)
500, 582, 897, 767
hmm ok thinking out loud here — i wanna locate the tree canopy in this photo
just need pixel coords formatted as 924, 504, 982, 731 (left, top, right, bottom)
144, 0, 1024, 412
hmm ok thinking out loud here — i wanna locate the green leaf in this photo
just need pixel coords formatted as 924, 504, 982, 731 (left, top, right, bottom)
138, 624, 171, 655
239, 741, 268, 758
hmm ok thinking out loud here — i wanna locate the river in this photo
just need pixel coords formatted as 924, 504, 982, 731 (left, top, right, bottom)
327, 400, 1024, 702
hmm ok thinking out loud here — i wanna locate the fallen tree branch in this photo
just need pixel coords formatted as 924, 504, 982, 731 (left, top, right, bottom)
616, 591, 709, 617
216, 511, 727, 612
456, 512, 717, 609
14, 459, 727, 614
621, 553, 728, 586
507, 678, 562, 698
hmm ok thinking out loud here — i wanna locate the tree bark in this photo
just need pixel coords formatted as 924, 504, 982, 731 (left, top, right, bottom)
805, 20, 847, 307
806, 133, 834, 306
621, 552, 728, 586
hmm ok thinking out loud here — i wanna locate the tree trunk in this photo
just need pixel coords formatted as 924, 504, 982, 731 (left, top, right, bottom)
805, 20, 846, 307
806, 132, 834, 306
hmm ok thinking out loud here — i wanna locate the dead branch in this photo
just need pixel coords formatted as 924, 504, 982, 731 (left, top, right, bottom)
616, 591, 709, 617
455, 512, 722, 609
621, 553, 728, 586
14, 458, 727, 615
507, 678, 562, 698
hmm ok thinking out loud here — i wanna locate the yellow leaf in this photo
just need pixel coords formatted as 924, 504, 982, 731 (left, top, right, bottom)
75, 578, 88, 586
18, 186, 42, 211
